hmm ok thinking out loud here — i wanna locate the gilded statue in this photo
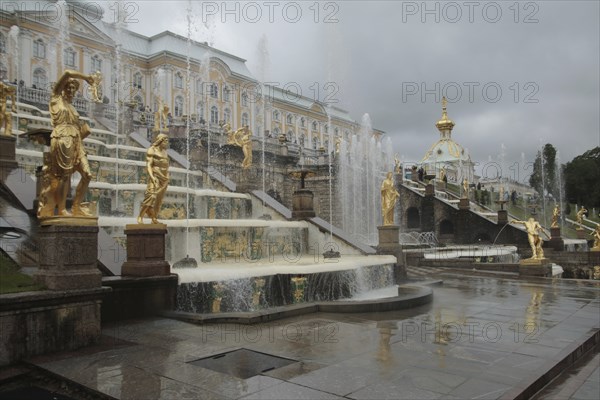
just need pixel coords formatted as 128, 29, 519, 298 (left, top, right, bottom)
394, 154, 401, 175
335, 136, 341, 154
590, 225, 600, 250
221, 123, 252, 168
575, 207, 588, 229
37, 70, 99, 218
239, 126, 253, 169
0, 81, 17, 136
153, 97, 170, 133
137, 133, 170, 224
462, 178, 469, 199
222, 123, 238, 145
510, 218, 550, 260
551, 205, 560, 228
381, 172, 399, 226
439, 166, 446, 182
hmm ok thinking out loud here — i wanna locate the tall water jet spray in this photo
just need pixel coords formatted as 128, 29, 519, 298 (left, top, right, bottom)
556, 150, 565, 230
338, 114, 386, 245
112, 0, 128, 213
255, 34, 270, 212
539, 140, 547, 227
184, 1, 193, 261
8, 26, 19, 143
56, 0, 70, 69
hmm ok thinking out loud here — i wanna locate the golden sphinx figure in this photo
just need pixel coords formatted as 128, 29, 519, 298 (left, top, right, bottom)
37, 70, 101, 218
137, 133, 170, 224
381, 172, 399, 226
0, 81, 17, 136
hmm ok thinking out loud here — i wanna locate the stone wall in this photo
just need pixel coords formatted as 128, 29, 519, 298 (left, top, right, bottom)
397, 183, 529, 247
0, 288, 108, 366
101, 275, 178, 322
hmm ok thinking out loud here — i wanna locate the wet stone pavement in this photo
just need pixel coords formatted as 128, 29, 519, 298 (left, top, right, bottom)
30, 276, 600, 399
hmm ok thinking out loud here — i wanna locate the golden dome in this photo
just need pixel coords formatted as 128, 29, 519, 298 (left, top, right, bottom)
435, 97, 455, 132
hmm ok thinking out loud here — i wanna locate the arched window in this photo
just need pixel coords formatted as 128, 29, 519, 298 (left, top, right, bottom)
33, 38, 46, 59
174, 73, 183, 89
300, 134, 305, 147
33, 68, 47, 89
312, 121, 318, 131
334, 128, 339, 136
64, 47, 76, 67
222, 85, 230, 102
0, 33, 5, 54
210, 106, 218, 124
223, 108, 231, 123
300, 117, 306, 127
241, 92, 248, 107
210, 83, 218, 98
286, 114, 293, 124
324, 125, 329, 134
312, 138, 319, 150
272, 110, 280, 121
133, 72, 142, 89
241, 112, 249, 126
91, 55, 102, 72
195, 79, 203, 94
286, 130, 293, 142
324, 140, 329, 150
196, 101, 204, 118
174, 96, 184, 117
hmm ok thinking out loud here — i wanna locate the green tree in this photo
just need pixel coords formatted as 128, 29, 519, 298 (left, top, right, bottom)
564, 147, 600, 208
529, 143, 558, 198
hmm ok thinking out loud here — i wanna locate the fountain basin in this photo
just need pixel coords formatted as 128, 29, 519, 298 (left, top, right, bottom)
165, 284, 432, 324
175, 256, 397, 313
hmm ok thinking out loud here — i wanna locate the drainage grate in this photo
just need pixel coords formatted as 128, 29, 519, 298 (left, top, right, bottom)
188, 348, 297, 379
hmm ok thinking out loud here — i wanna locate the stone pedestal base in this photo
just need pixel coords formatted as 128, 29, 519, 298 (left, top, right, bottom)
291, 189, 316, 220
497, 209, 508, 225
377, 225, 405, 280
459, 198, 470, 210
425, 184, 434, 196
121, 224, 170, 277
519, 258, 552, 277
549, 227, 564, 251
437, 181, 446, 191
576, 229, 586, 239
34, 222, 102, 290
0, 135, 18, 182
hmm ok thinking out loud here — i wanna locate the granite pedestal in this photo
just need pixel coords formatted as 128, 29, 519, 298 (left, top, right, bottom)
34, 221, 102, 290
292, 189, 316, 220
549, 227, 565, 251
121, 224, 170, 277
377, 225, 406, 280
0, 135, 18, 181
497, 209, 508, 225
459, 198, 470, 210
519, 258, 552, 277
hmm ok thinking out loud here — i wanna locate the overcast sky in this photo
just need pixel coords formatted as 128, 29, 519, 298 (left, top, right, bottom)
107, 0, 599, 182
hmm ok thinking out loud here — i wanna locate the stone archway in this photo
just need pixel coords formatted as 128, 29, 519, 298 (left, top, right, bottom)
406, 207, 420, 229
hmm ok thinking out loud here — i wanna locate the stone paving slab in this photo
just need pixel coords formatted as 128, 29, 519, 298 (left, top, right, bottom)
27, 276, 600, 399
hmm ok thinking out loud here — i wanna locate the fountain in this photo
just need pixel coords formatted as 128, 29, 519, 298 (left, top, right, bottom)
337, 114, 389, 245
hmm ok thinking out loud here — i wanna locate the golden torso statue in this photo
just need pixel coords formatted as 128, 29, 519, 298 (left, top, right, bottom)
137, 134, 170, 224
